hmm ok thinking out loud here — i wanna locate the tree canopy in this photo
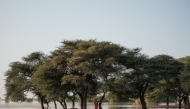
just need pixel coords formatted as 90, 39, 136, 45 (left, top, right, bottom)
4, 39, 189, 109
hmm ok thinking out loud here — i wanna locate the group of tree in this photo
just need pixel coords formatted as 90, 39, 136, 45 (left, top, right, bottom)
4, 39, 190, 109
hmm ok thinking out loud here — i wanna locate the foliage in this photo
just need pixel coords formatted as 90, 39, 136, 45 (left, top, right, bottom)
178, 56, 190, 95
4, 51, 47, 109
4, 39, 190, 109
25, 98, 33, 102
146, 55, 183, 103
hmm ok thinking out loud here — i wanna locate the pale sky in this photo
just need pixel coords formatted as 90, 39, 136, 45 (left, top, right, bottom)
0, 0, 190, 99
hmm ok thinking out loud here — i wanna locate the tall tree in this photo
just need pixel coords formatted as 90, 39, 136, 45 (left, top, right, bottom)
118, 48, 152, 109
52, 40, 126, 109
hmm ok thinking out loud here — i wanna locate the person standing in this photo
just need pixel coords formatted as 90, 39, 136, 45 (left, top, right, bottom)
94, 100, 98, 109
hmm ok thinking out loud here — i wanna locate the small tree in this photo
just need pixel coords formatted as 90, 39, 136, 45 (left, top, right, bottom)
32, 60, 70, 109
148, 55, 183, 107
4, 51, 47, 109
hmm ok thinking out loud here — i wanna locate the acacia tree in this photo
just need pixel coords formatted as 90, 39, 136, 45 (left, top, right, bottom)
51, 40, 126, 109
178, 56, 190, 109
32, 57, 78, 109
146, 78, 181, 107
5, 61, 31, 102
151, 55, 183, 106
4, 51, 47, 109
85, 41, 126, 109
117, 50, 180, 109
118, 48, 153, 109
50, 42, 79, 109
52, 40, 97, 109
146, 82, 177, 106
23, 51, 48, 109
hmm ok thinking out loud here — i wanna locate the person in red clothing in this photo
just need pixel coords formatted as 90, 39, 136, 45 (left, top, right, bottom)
94, 100, 99, 109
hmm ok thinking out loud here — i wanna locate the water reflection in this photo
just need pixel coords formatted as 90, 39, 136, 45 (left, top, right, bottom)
108, 105, 142, 109
108, 107, 133, 109
0, 101, 141, 109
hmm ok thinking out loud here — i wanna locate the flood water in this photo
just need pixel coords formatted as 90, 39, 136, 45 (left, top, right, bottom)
0, 101, 142, 109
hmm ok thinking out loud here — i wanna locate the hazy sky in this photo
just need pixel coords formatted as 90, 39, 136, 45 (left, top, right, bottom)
0, 0, 190, 98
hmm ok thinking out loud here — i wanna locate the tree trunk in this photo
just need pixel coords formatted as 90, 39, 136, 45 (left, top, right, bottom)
58, 100, 67, 109
156, 101, 158, 106
166, 96, 169, 109
69, 93, 76, 109
140, 95, 147, 109
83, 91, 87, 109
186, 97, 190, 109
77, 88, 88, 109
78, 93, 84, 109
63, 99, 67, 109
46, 102, 49, 109
179, 99, 182, 109
139, 82, 148, 109
54, 101, 57, 109
40, 96, 45, 109
72, 99, 75, 108
183, 96, 190, 109
99, 92, 106, 109
184, 96, 190, 109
